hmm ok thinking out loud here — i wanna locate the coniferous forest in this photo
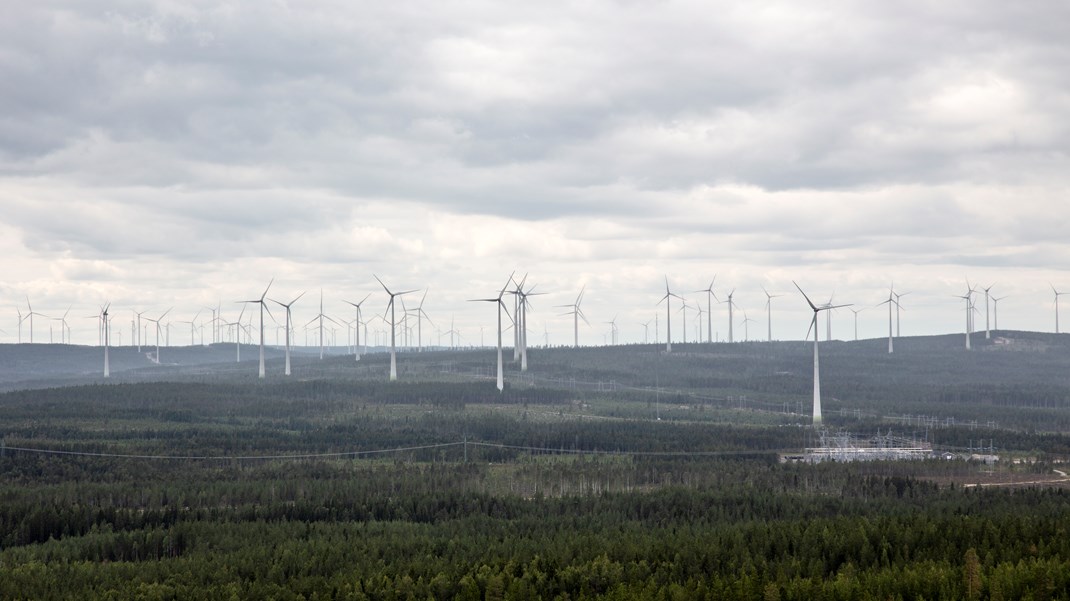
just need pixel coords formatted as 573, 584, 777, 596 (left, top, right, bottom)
2, 335, 1070, 599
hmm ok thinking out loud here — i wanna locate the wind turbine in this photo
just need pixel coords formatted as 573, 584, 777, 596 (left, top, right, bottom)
342, 294, 371, 361
225, 305, 247, 362
145, 308, 172, 364
877, 287, 896, 353
24, 297, 48, 344
893, 291, 909, 338
53, 306, 72, 344
1051, 284, 1067, 334
470, 274, 513, 391
132, 309, 148, 351
375, 275, 418, 381
955, 284, 975, 350
556, 285, 588, 348
411, 288, 433, 353
603, 315, 620, 346
306, 290, 340, 360
695, 278, 718, 343
981, 284, 995, 339
761, 286, 782, 342
677, 302, 690, 344
992, 295, 1008, 331
514, 280, 546, 371
271, 291, 306, 376
793, 281, 849, 427
15, 307, 24, 343
739, 310, 756, 342
177, 310, 202, 346
721, 289, 737, 343
641, 319, 652, 344
239, 279, 274, 379
849, 307, 864, 341
101, 304, 111, 378
657, 277, 682, 352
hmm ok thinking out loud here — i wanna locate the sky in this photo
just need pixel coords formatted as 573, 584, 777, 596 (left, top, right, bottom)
2, 1, 1069, 348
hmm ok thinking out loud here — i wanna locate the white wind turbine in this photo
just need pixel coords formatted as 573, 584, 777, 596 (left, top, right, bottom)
657, 277, 683, 352
375, 275, 418, 381
992, 295, 1008, 331
677, 302, 690, 344
877, 287, 896, 353
739, 309, 756, 342
721, 289, 737, 343
225, 305, 247, 362
470, 274, 513, 392
556, 285, 588, 348
761, 286, 782, 342
849, 307, 864, 341
306, 290, 341, 360
982, 284, 995, 339
240, 279, 274, 379
177, 310, 202, 346
514, 280, 545, 371
24, 297, 48, 344
101, 303, 111, 378
695, 278, 718, 343
955, 284, 975, 351
893, 290, 910, 338
342, 294, 371, 361
641, 319, 652, 344
15, 307, 24, 343
53, 306, 72, 344
603, 314, 619, 346
511, 275, 525, 361
271, 291, 305, 376
411, 289, 432, 353
1051, 284, 1067, 334
794, 281, 848, 427
145, 308, 172, 364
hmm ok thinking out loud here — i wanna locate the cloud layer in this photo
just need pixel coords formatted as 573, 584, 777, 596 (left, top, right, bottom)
2, 1, 1068, 345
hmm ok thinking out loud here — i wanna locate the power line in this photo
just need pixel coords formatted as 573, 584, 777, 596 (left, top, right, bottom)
0, 442, 463, 462
0, 440, 779, 462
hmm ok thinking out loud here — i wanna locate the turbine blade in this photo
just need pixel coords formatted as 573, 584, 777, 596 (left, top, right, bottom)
792, 281, 818, 311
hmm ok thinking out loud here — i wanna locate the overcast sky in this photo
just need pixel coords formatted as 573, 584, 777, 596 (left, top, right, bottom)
3, 1, 1069, 348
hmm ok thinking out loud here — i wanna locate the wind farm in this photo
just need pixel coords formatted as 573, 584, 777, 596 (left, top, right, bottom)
4, 1, 1070, 595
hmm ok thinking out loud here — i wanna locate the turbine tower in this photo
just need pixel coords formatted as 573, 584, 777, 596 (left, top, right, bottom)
271, 291, 305, 376
794, 281, 848, 427
375, 275, 418, 381
470, 274, 513, 391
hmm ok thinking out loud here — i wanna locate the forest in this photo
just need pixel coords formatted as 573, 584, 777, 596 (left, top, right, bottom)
1, 335, 1070, 599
